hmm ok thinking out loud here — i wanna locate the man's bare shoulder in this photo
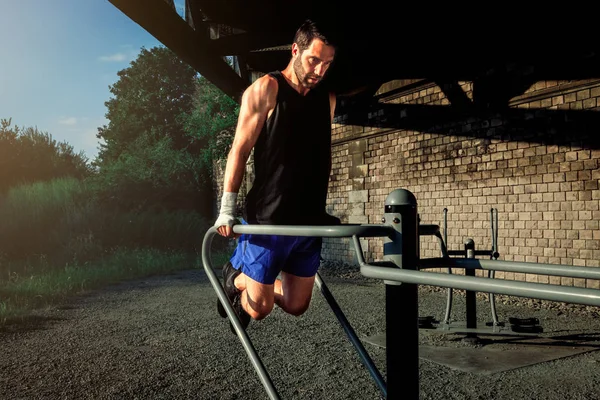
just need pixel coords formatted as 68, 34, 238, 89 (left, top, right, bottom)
248, 74, 277, 96
243, 74, 278, 108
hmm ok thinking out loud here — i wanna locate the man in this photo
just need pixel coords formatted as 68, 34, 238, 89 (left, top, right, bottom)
214, 19, 339, 332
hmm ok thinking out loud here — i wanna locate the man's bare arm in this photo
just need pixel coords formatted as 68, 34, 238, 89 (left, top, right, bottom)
215, 75, 278, 236
223, 76, 277, 192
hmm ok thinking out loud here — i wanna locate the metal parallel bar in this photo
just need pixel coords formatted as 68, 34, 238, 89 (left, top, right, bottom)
232, 223, 394, 238
202, 227, 281, 400
204, 222, 391, 399
420, 257, 600, 280
359, 264, 600, 307
314, 272, 387, 398
205, 213, 600, 400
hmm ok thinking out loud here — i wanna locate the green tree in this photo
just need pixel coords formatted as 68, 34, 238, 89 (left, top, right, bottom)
92, 46, 211, 214
0, 118, 90, 193
180, 75, 240, 183
95, 46, 197, 165
91, 133, 204, 212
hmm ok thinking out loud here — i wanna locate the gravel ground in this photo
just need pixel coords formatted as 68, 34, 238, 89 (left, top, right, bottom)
1, 260, 599, 400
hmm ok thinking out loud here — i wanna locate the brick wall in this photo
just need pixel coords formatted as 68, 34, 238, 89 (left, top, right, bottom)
212, 77, 600, 289
327, 78, 600, 290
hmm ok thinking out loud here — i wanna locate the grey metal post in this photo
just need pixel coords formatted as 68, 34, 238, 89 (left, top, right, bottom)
464, 238, 478, 342
383, 189, 419, 400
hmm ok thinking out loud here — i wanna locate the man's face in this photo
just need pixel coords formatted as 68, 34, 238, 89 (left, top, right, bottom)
292, 38, 335, 89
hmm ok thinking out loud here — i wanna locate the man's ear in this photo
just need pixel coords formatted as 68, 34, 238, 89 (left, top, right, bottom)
291, 43, 299, 57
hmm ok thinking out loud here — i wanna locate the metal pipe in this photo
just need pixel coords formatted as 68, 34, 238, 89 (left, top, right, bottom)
431, 231, 450, 259
203, 197, 600, 400
205, 222, 391, 399
443, 208, 448, 246
439, 209, 453, 324
493, 208, 499, 258
314, 272, 387, 398
444, 276, 454, 325
419, 258, 600, 280
202, 227, 281, 400
359, 265, 600, 307
232, 223, 394, 238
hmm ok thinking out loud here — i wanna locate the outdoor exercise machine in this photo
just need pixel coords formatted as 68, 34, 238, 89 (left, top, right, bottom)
418, 208, 509, 333
420, 207, 543, 336
202, 188, 600, 400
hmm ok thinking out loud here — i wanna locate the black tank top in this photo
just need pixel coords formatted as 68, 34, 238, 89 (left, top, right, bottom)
244, 71, 332, 225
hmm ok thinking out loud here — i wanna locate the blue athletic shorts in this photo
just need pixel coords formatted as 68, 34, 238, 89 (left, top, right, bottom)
229, 223, 322, 285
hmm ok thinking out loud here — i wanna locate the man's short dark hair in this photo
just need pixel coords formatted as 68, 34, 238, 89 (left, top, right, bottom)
293, 19, 337, 52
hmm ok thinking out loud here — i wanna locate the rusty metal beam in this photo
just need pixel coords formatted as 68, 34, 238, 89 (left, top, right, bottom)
109, 0, 248, 102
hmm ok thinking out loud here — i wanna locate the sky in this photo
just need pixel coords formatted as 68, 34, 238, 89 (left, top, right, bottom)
0, 0, 185, 163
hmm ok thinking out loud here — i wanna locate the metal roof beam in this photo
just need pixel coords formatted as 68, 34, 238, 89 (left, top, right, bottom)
109, 0, 248, 102
210, 32, 291, 56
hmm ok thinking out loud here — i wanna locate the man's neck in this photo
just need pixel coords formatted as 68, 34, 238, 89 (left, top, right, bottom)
281, 65, 310, 96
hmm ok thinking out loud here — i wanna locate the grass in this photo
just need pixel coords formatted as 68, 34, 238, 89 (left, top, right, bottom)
0, 177, 235, 326
0, 247, 232, 325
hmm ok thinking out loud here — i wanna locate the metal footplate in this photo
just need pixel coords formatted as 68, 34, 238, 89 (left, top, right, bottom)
509, 317, 544, 334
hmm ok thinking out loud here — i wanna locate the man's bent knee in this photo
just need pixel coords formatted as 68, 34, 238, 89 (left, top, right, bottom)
283, 299, 311, 316
244, 292, 274, 320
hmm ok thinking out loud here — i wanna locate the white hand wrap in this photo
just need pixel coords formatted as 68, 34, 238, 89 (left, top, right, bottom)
214, 192, 238, 228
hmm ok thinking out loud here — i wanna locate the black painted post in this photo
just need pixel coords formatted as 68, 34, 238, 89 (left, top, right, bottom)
464, 238, 478, 341
383, 189, 419, 400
